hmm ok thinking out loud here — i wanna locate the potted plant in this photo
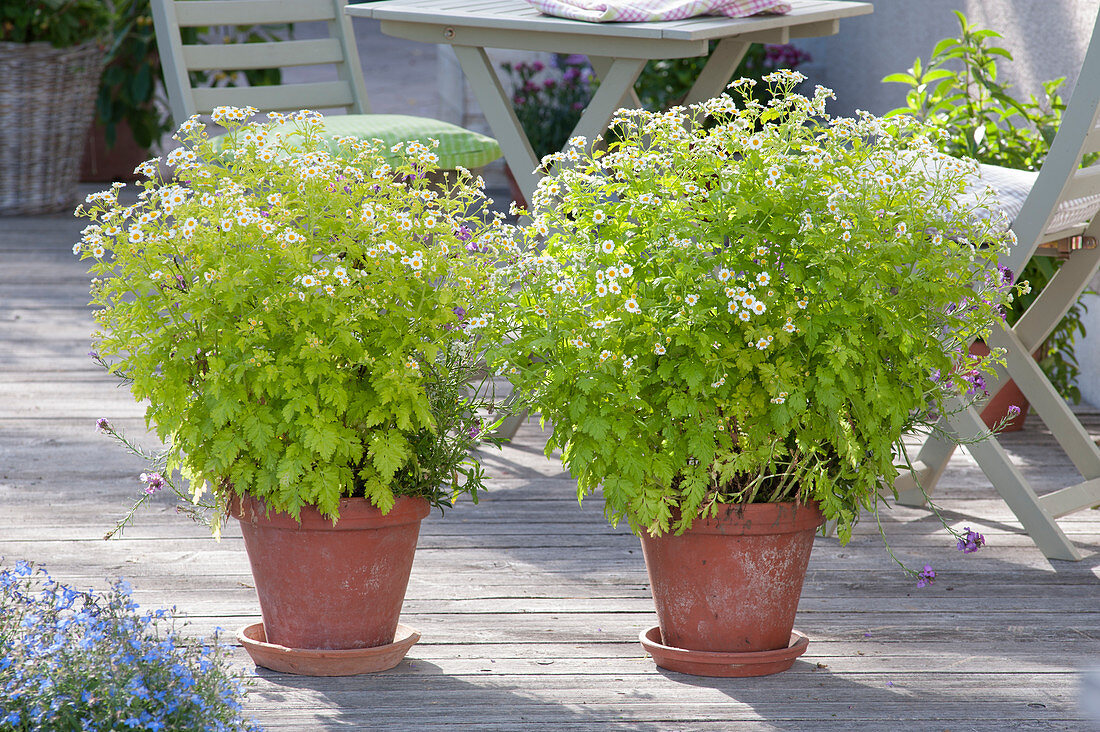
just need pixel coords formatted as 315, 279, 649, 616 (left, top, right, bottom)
0, 0, 110, 214
491, 72, 1016, 676
76, 107, 518, 674
885, 12, 1093, 430
500, 54, 596, 206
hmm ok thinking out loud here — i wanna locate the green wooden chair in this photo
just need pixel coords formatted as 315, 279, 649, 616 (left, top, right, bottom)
150, 0, 501, 170
895, 7, 1100, 561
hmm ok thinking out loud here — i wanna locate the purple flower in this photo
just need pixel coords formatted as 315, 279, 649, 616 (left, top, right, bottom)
455, 225, 473, 242
95, 418, 111, 432
916, 564, 936, 588
1007, 404, 1021, 417
88, 350, 99, 360
956, 527, 985, 553
531, 61, 545, 72
962, 370, 987, 399
174, 274, 187, 292
763, 43, 813, 69
452, 306, 467, 319
140, 472, 166, 496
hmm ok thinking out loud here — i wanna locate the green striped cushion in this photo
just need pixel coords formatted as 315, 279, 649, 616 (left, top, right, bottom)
276, 114, 501, 170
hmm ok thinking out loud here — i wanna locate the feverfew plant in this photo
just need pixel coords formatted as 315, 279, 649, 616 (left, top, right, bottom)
75, 108, 518, 536
0, 561, 257, 732
493, 72, 1021, 562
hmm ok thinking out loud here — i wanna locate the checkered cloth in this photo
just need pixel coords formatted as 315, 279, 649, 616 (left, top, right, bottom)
525, 0, 790, 23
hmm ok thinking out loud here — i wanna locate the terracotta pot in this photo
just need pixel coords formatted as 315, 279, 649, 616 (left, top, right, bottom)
80, 118, 150, 183
640, 501, 824, 656
969, 340, 1032, 432
230, 493, 430, 651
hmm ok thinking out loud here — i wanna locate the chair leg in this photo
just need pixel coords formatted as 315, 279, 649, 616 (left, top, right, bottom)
988, 320, 1100, 478
946, 403, 1084, 561
894, 422, 958, 506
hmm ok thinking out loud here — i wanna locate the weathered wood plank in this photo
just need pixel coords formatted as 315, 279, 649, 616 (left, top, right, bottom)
4, 185, 1100, 730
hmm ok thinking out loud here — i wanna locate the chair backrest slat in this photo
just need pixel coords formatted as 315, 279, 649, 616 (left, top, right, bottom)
151, 0, 370, 124
182, 38, 345, 71
192, 82, 356, 113
174, 0, 336, 26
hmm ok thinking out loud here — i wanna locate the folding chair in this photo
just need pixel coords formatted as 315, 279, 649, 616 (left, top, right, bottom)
894, 7, 1100, 561
150, 0, 501, 170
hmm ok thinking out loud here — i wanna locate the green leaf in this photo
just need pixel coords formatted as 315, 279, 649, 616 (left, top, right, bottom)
368, 432, 409, 482
882, 72, 917, 85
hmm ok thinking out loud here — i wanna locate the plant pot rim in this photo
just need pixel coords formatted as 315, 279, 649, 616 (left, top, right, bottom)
237, 622, 420, 676
673, 500, 825, 537
640, 626, 809, 677
229, 493, 430, 531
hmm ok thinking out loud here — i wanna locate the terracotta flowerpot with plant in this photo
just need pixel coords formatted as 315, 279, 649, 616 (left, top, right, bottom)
492, 72, 1016, 676
77, 108, 518, 674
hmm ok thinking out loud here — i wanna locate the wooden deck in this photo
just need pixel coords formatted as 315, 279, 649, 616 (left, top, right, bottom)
3, 202, 1100, 730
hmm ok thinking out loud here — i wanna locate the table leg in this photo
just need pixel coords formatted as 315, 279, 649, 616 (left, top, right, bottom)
588, 56, 643, 113
450, 44, 541, 204
567, 57, 647, 146
683, 37, 752, 105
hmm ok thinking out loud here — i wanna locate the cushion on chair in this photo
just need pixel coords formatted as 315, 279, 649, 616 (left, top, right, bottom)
971, 162, 1100, 233
302, 114, 501, 170
211, 114, 501, 171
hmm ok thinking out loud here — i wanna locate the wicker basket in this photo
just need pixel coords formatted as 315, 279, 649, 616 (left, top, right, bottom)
0, 41, 106, 216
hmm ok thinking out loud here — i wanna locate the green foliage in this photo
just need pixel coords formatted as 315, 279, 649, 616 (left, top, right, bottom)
76, 107, 517, 534
635, 43, 812, 112
0, 0, 110, 47
884, 11, 1090, 403
96, 0, 290, 151
491, 73, 1019, 541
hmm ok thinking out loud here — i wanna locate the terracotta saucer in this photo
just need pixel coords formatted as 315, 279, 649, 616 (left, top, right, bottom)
639, 626, 809, 677
237, 622, 420, 676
